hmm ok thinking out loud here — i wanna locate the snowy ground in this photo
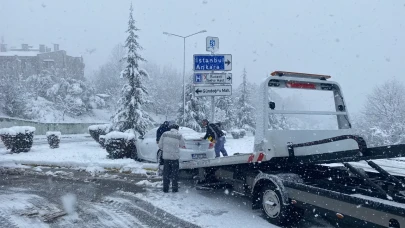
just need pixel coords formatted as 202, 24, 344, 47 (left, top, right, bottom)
1, 133, 405, 228
0, 172, 197, 228
133, 181, 279, 228
0, 136, 156, 175
0, 134, 253, 174
131, 180, 333, 228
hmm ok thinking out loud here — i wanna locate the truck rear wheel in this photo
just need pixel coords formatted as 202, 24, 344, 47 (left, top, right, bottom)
261, 184, 294, 225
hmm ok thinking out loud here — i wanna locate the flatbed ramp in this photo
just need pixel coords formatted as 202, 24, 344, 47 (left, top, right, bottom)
180, 152, 263, 169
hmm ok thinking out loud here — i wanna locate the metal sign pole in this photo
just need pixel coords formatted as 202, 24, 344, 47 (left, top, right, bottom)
211, 96, 215, 123
210, 49, 215, 123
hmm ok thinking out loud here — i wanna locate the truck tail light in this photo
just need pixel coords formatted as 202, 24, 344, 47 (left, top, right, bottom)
209, 142, 214, 149
286, 81, 316, 89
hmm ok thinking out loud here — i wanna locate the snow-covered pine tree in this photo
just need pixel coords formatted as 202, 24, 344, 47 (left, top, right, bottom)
176, 75, 209, 132
215, 95, 235, 130
235, 68, 256, 132
111, 3, 152, 136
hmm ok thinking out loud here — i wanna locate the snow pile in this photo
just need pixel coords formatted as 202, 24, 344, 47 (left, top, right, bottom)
0, 161, 29, 169
46, 131, 61, 138
0, 128, 9, 135
104, 131, 135, 141
0, 126, 36, 135
88, 124, 111, 132
135, 180, 162, 188
85, 166, 105, 176
119, 163, 149, 175
32, 166, 43, 172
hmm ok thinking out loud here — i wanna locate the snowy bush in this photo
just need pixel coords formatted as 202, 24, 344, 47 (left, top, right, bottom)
231, 129, 245, 139
46, 131, 61, 149
99, 135, 106, 149
0, 126, 35, 153
104, 131, 136, 159
0, 128, 14, 150
89, 95, 106, 109
88, 124, 112, 145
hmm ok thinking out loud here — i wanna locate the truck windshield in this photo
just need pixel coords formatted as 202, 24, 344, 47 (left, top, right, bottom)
268, 87, 339, 130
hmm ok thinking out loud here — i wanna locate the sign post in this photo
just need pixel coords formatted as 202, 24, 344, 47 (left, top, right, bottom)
192, 37, 232, 123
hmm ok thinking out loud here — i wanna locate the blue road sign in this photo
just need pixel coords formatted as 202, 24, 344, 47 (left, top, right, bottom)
206, 37, 219, 52
194, 73, 203, 83
193, 54, 232, 71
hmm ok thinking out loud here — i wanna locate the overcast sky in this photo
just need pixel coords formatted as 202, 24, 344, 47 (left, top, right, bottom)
1, 0, 404, 114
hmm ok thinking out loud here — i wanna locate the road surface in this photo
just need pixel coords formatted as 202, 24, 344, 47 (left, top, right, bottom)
0, 168, 199, 228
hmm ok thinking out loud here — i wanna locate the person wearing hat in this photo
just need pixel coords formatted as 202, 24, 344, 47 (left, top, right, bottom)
158, 124, 185, 193
201, 119, 228, 158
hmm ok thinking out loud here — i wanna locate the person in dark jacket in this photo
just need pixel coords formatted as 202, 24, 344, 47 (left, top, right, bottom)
201, 119, 228, 158
156, 121, 171, 175
156, 121, 171, 143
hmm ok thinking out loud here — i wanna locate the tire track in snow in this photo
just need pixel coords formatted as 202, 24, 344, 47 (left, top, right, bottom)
112, 192, 201, 228
90, 200, 144, 228
0, 210, 19, 228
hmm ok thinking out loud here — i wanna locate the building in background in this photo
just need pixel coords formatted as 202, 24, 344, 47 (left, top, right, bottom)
0, 43, 84, 79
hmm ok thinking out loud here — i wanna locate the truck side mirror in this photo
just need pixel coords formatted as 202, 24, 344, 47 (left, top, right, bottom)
269, 102, 276, 110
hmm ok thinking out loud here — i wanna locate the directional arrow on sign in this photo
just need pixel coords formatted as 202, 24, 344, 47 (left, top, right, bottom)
193, 73, 232, 84
194, 85, 232, 97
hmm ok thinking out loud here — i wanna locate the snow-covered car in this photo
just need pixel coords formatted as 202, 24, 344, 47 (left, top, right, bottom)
135, 127, 215, 163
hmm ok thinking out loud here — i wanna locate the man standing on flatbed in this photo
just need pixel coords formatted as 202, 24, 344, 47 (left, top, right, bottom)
201, 119, 228, 158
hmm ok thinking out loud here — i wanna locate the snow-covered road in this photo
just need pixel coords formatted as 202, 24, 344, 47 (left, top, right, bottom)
0, 172, 198, 228
132, 179, 333, 228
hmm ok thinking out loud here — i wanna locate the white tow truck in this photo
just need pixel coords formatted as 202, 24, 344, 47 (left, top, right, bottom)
180, 71, 405, 227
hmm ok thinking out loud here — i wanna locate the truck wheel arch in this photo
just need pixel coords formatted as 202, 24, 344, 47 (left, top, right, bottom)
251, 173, 289, 210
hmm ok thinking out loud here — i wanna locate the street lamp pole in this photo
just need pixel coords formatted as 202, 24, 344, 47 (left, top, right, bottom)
163, 30, 207, 125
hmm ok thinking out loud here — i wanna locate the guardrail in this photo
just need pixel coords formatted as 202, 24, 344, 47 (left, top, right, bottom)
0, 116, 107, 135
